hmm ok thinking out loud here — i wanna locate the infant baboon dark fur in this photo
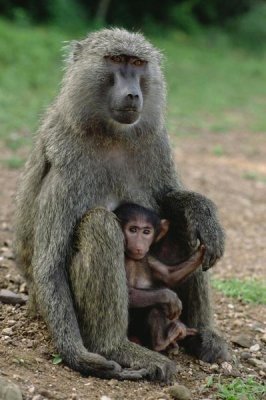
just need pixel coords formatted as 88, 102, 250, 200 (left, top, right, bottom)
15, 28, 228, 382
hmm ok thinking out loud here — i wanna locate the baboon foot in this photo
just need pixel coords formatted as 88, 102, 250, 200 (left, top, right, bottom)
64, 346, 149, 380
181, 329, 230, 364
110, 341, 177, 383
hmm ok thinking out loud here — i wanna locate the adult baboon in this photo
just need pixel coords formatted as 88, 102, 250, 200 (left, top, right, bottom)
15, 28, 228, 382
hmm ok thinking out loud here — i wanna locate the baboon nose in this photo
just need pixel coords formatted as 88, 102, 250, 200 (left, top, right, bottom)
127, 93, 139, 100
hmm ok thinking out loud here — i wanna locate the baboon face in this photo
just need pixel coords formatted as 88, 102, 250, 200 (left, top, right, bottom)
63, 29, 165, 132
123, 218, 155, 260
104, 55, 147, 125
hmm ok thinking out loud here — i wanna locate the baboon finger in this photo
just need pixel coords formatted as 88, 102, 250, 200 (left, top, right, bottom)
98, 367, 149, 381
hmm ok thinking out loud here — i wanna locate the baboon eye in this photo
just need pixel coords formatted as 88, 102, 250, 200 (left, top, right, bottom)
143, 229, 151, 235
131, 59, 145, 67
110, 55, 124, 63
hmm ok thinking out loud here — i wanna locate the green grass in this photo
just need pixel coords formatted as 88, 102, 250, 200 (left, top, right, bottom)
4, 156, 25, 169
243, 171, 266, 183
212, 278, 266, 305
217, 377, 265, 400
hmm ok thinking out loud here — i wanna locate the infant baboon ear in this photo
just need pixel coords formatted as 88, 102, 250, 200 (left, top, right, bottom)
155, 219, 170, 242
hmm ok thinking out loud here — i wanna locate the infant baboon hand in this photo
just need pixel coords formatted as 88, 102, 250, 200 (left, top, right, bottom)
162, 289, 182, 320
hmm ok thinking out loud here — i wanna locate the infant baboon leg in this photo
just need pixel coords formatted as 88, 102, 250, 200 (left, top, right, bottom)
71, 208, 176, 382
177, 269, 229, 363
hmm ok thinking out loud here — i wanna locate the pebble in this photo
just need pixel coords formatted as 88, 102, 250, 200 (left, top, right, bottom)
248, 358, 266, 372
240, 352, 252, 360
107, 379, 118, 386
0, 377, 23, 400
210, 363, 219, 371
32, 396, 42, 400
231, 334, 253, 348
100, 397, 111, 400
167, 384, 191, 400
250, 344, 260, 352
221, 362, 233, 373
261, 333, 266, 343
0, 289, 28, 305
2, 328, 13, 336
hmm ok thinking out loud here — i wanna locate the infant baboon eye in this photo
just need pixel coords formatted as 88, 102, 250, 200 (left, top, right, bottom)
129, 227, 137, 233
143, 229, 151, 235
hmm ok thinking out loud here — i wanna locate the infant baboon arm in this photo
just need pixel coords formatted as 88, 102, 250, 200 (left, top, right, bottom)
129, 287, 182, 319
148, 245, 205, 288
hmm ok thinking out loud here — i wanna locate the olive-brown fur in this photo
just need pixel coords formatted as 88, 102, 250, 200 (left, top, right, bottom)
15, 28, 228, 381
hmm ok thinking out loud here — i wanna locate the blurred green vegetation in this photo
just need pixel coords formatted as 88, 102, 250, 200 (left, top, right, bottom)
0, 0, 266, 155
212, 278, 266, 305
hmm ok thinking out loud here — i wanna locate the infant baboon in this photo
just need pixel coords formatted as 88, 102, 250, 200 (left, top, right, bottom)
15, 28, 228, 382
114, 203, 203, 352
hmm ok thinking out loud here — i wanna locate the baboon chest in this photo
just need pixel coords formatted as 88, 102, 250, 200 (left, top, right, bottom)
88, 145, 154, 208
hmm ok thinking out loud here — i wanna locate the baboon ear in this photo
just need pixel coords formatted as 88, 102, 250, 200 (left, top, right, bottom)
155, 219, 170, 242
64, 40, 83, 63
71, 41, 83, 62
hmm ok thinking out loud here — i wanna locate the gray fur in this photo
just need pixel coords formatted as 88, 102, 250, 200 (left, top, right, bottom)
15, 28, 228, 381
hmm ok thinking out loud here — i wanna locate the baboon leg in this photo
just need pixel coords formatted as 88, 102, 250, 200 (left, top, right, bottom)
177, 269, 229, 363
70, 208, 176, 383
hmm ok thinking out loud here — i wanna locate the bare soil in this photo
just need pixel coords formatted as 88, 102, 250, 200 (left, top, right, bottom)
0, 130, 265, 399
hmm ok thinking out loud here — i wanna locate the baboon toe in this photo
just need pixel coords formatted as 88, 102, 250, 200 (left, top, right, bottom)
148, 359, 176, 383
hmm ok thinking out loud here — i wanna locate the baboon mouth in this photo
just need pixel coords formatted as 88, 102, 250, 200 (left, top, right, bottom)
113, 108, 138, 112
111, 108, 140, 124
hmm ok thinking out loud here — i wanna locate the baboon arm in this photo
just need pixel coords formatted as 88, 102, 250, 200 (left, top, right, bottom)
148, 246, 205, 288
158, 190, 225, 270
129, 287, 168, 308
31, 174, 123, 375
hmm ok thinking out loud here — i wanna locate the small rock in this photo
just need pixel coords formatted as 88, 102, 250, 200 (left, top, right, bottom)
7, 320, 16, 326
19, 282, 27, 293
0, 377, 23, 400
0, 289, 28, 305
107, 379, 118, 386
221, 362, 233, 373
231, 334, 253, 348
39, 389, 55, 399
29, 386, 35, 394
261, 333, 266, 343
210, 363, 219, 371
232, 320, 242, 328
250, 344, 260, 352
100, 397, 111, 400
32, 396, 43, 400
2, 328, 13, 336
167, 384, 191, 400
240, 352, 252, 360
248, 358, 266, 372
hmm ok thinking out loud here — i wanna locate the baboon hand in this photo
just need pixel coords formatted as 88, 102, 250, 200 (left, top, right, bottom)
99, 367, 149, 381
161, 289, 182, 320
164, 191, 225, 270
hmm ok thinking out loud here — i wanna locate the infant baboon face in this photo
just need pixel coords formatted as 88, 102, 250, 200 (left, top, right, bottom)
123, 218, 155, 260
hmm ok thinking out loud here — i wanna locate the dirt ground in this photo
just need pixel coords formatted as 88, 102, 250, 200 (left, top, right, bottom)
0, 130, 265, 399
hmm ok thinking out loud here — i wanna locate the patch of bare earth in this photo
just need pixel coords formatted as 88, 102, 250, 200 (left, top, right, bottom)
0, 131, 265, 399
